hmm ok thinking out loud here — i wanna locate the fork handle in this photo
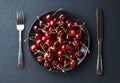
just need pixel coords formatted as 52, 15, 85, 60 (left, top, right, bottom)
18, 31, 24, 68
96, 40, 103, 75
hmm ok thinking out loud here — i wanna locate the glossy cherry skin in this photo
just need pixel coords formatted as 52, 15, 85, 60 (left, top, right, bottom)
39, 20, 44, 27
33, 25, 39, 32
42, 36, 47, 41
61, 44, 67, 51
58, 57, 64, 63
37, 56, 43, 62
46, 54, 53, 61
42, 43, 48, 50
70, 60, 76, 67
36, 39, 43, 46
75, 51, 83, 57
30, 44, 37, 52
44, 60, 50, 68
50, 20, 56, 27
34, 33, 41, 40
69, 29, 76, 36
57, 50, 64, 57
48, 46, 57, 53
59, 14, 66, 21
46, 14, 52, 22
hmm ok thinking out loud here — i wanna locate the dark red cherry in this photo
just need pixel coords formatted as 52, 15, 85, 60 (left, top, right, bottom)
67, 21, 73, 28
44, 61, 50, 68
64, 59, 70, 66
58, 30, 65, 37
46, 54, 53, 61
70, 60, 76, 67
34, 33, 41, 40
57, 50, 63, 57
30, 44, 37, 52
46, 39, 52, 45
48, 46, 57, 53
36, 39, 43, 46
43, 53, 48, 59
75, 51, 83, 57
67, 45, 74, 54
69, 29, 76, 36
42, 43, 48, 50
72, 39, 79, 47
50, 20, 56, 27
58, 57, 64, 63
52, 59, 59, 65
59, 14, 66, 20
37, 56, 43, 62
75, 33, 82, 40
39, 20, 44, 27
42, 36, 47, 41
45, 31, 50, 38
46, 14, 52, 21
61, 44, 67, 51
33, 25, 39, 32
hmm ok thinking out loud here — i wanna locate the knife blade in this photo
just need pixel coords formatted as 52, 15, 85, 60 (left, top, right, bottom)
96, 8, 104, 75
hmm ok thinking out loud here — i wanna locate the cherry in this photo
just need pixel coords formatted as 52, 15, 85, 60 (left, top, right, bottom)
36, 39, 43, 46
45, 31, 50, 38
75, 33, 82, 40
59, 14, 66, 21
67, 21, 73, 28
70, 60, 76, 67
57, 50, 63, 57
61, 44, 67, 51
48, 46, 57, 53
69, 29, 76, 36
37, 56, 43, 62
50, 20, 56, 27
75, 50, 83, 57
30, 44, 37, 52
64, 59, 70, 66
53, 41, 59, 47
39, 20, 44, 27
58, 30, 65, 37
74, 22, 79, 26
58, 57, 64, 63
42, 36, 47, 41
52, 59, 59, 65
33, 25, 39, 32
46, 54, 53, 61
72, 39, 79, 47
34, 33, 41, 40
67, 45, 74, 54
44, 60, 50, 68
70, 54, 76, 60
43, 53, 48, 59
46, 14, 52, 21
46, 39, 52, 45
42, 43, 48, 50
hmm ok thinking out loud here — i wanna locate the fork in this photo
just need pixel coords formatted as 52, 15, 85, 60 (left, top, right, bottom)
16, 11, 24, 68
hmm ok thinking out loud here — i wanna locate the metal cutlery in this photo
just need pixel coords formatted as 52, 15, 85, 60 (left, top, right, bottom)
96, 8, 104, 75
16, 11, 24, 68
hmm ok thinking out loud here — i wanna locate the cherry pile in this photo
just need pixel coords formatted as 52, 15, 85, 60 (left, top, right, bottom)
28, 11, 89, 73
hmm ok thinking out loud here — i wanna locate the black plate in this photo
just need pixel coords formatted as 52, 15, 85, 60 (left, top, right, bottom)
28, 10, 90, 72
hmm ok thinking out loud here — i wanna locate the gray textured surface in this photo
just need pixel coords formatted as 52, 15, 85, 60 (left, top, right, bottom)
0, 0, 120, 83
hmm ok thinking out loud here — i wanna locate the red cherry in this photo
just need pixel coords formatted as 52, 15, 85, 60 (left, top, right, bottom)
48, 46, 57, 53
46, 14, 52, 21
58, 57, 64, 63
35, 33, 41, 40
39, 20, 44, 27
42, 36, 47, 41
33, 25, 39, 32
70, 60, 76, 67
57, 50, 63, 57
36, 39, 43, 46
46, 39, 52, 45
46, 54, 53, 61
69, 29, 76, 36
50, 20, 56, 27
45, 31, 50, 38
52, 59, 59, 65
61, 44, 66, 51
44, 61, 50, 68
42, 43, 48, 50
72, 39, 79, 47
64, 59, 70, 66
30, 44, 37, 52
67, 22, 73, 28
67, 45, 74, 54
75, 33, 82, 40
59, 14, 66, 20
37, 56, 43, 62
75, 51, 83, 57
70, 54, 76, 60
58, 30, 65, 37
43, 53, 48, 59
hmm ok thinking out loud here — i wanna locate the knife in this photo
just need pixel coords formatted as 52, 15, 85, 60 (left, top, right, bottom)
96, 8, 104, 75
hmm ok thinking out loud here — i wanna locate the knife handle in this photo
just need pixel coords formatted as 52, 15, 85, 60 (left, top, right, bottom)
96, 40, 103, 75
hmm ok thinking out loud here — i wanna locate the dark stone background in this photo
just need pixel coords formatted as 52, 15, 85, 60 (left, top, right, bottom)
0, 0, 120, 83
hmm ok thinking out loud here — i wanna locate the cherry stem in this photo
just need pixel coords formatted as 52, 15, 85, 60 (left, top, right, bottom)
63, 53, 73, 61
52, 8, 63, 16
82, 44, 90, 54
49, 66, 54, 71
40, 44, 47, 53
56, 65, 65, 73
24, 37, 35, 42
34, 49, 44, 55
